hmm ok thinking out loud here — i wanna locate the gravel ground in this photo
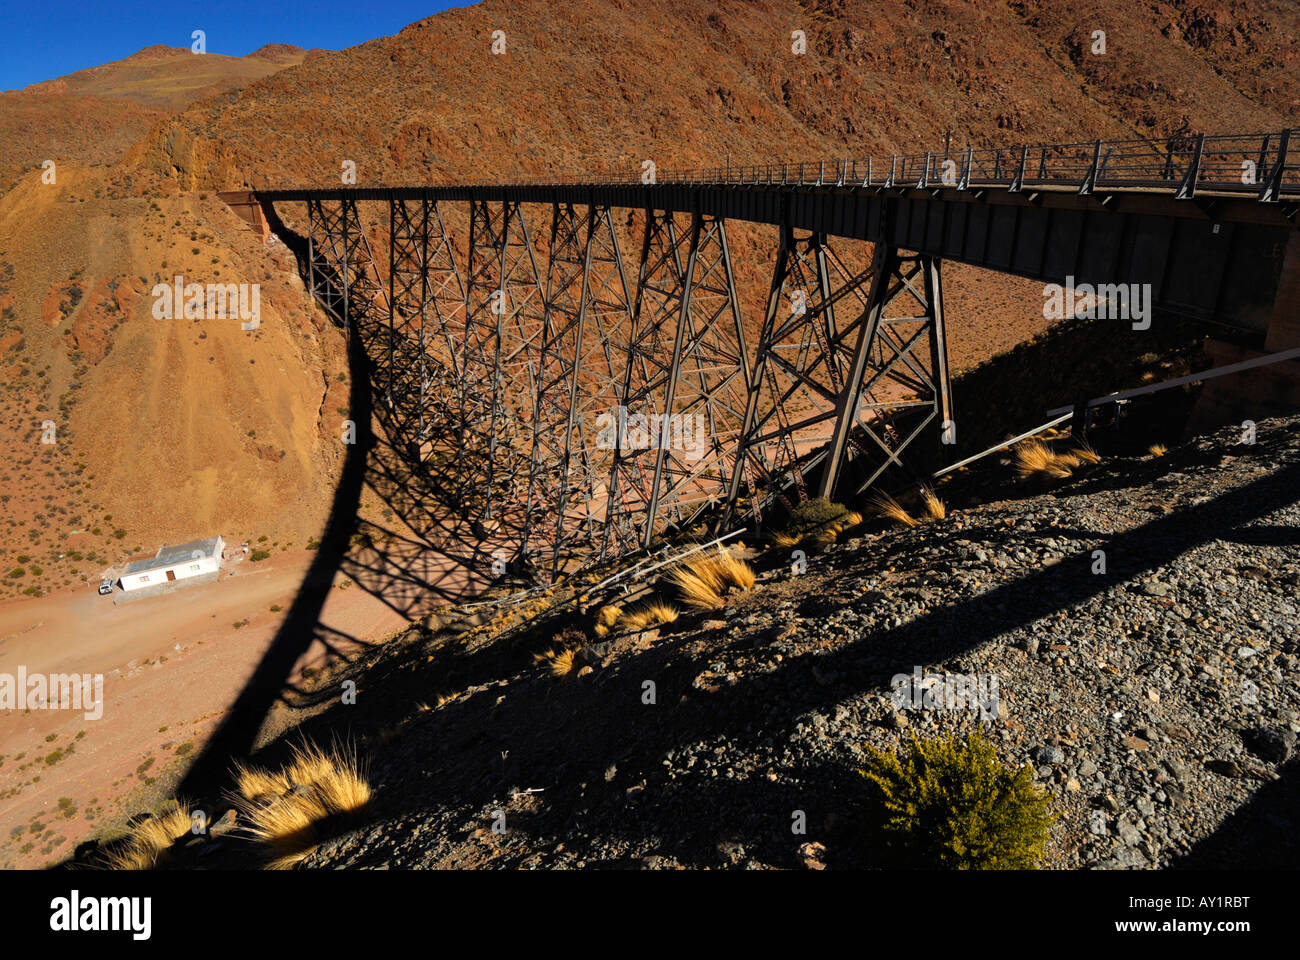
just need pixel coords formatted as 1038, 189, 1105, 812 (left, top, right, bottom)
98, 415, 1300, 870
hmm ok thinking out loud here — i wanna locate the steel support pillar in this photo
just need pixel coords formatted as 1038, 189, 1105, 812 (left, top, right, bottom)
458, 199, 545, 531
387, 196, 466, 454
818, 247, 953, 500
601, 209, 748, 560
523, 201, 635, 577
725, 222, 877, 526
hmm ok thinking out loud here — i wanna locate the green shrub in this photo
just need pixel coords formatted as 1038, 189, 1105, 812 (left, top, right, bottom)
858, 731, 1055, 869
784, 496, 852, 538
249, 549, 270, 562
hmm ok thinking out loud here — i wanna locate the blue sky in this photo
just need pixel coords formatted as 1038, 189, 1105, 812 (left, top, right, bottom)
0, 1, 462, 91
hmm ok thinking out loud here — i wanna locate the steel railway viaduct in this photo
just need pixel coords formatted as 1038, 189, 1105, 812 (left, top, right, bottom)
242, 130, 1300, 581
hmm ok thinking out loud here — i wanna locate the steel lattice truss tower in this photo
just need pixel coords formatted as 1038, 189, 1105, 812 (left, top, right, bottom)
459, 200, 545, 533
523, 202, 635, 576
726, 225, 875, 522
288, 196, 954, 581
386, 196, 466, 455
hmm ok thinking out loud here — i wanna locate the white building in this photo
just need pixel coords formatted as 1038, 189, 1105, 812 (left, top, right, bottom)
119, 536, 224, 592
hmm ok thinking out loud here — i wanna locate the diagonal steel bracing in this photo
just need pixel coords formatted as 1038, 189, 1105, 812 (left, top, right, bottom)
725, 225, 878, 525
601, 210, 749, 560
307, 197, 389, 342
458, 200, 546, 532
819, 246, 953, 499
386, 196, 466, 458
522, 202, 635, 578
289, 193, 952, 580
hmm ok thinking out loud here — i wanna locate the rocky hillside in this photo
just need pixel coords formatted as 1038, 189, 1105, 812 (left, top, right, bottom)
2, 0, 1294, 592
0, 45, 308, 194
135, 0, 1299, 191
0, 164, 350, 599
73, 413, 1299, 869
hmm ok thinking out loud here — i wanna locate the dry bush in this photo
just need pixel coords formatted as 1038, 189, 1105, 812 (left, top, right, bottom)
918, 485, 947, 521
1148, 443, 1167, 457
773, 497, 861, 547
869, 491, 919, 527
102, 799, 195, 870
229, 741, 371, 870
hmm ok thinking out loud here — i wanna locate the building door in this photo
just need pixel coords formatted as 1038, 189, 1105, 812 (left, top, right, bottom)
166, 569, 176, 581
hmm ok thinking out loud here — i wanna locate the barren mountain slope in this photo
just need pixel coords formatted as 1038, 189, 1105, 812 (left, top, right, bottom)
0, 164, 348, 599
0, 45, 308, 193
134, 0, 1298, 191
5, 0, 1297, 597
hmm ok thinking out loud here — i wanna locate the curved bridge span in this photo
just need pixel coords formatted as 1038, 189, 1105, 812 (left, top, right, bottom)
252, 129, 1300, 580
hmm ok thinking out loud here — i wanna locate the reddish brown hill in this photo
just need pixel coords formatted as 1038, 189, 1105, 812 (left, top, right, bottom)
3, 0, 1298, 600
0, 45, 308, 193
19, 44, 308, 110
133, 0, 1298, 191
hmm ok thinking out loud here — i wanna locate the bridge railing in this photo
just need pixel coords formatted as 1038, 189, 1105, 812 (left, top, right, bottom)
657, 129, 1298, 200
471, 128, 1298, 202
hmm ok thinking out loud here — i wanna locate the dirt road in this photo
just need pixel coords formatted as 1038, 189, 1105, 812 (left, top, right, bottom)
0, 550, 408, 868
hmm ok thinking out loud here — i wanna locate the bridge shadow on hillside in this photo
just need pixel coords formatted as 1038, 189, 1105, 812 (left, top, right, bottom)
150, 206, 1288, 857
338, 311, 541, 620
189, 433, 1298, 868
1170, 754, 1300, 868
169, 213, 528, 799
172, 276, 376, 796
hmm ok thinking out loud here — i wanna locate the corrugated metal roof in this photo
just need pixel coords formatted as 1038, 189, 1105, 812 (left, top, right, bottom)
123, 536, 222, 575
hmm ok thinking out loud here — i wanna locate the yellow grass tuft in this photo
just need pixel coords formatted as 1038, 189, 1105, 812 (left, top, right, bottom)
235, 765, 291, 802
534, 646, 579, 678
102, 799, 195, 870
715, 552, 756, 591
1148, 443, 1167, 457
1070, 442, 1101, 465
918, 484, 947, 521
594, 603, 623, 636
1015, 439, 1078, 479
869, 491, 919, 527
231, 741, 371, 870
769, 530, 801, 549
667, 549, 754, 612
669, 563, 725, 611
620, 601, 680, 632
